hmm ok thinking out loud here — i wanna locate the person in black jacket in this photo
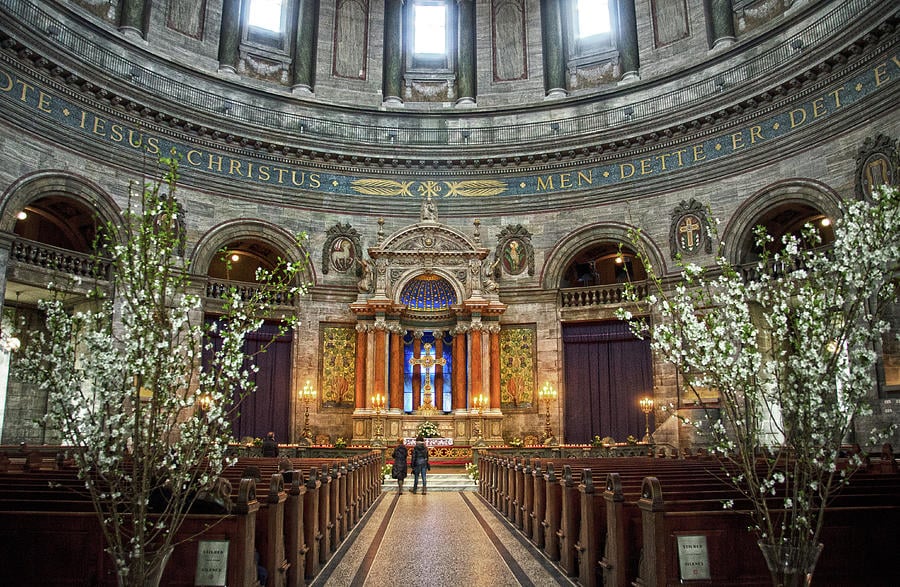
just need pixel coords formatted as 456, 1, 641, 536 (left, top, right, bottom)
411, 435, 430, 494
261, 431, 279, 457
391, 439, 408, 494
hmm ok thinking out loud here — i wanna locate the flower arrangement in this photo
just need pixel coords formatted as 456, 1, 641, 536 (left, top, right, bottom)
334, 437, 347, 449
618, 184, 900, 585
416, 420, 441, 438
465, 462, 479, 481
592, 435, 614, 448
381, 463, 392, 478
507, 436, 524, 448
625, 435, 638, 445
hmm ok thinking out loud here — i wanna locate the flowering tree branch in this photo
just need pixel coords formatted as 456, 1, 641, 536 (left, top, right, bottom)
16, 152, 310, 585
618, 184, 900, 552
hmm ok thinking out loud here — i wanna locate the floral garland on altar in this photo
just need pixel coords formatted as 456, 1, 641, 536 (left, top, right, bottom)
416, 420, 441, 438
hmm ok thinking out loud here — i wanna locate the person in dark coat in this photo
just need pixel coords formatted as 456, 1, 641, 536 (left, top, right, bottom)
411, 435, 430, 494
261, 431, 279, 457
391, 439, 408, 494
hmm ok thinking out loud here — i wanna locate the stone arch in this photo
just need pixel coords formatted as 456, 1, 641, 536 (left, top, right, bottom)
721, 178, 843, 265
190, 219, 316, 284
541, 221, 668, 289
0, 170, 123, 236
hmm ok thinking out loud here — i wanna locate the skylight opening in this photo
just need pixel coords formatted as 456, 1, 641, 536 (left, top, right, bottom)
248, 0, 283, 33
413, 4, 447, 55
576, 0, 611, 39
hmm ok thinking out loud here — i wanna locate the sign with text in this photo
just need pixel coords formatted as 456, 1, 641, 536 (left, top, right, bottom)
195, 539, 229, 586
676, 534, 711, 581
403, 437, 453, 447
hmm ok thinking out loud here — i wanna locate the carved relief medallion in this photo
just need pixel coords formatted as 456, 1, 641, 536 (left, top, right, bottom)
669, 199, 711, 259
855, 133, 898, 200
322, 223, 362, 275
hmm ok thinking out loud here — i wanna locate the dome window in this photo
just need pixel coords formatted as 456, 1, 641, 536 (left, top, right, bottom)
247, 0, 284, 33
575, 0, 611, 39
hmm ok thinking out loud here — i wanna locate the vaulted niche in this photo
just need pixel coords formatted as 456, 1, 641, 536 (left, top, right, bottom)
559, 242, 645, 288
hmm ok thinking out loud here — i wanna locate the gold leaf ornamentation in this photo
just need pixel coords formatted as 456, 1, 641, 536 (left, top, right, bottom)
350, 178, 414, 197
445, 180, 507, 197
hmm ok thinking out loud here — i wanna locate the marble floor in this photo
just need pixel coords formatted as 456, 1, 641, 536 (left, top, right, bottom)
311, 490, 577, 587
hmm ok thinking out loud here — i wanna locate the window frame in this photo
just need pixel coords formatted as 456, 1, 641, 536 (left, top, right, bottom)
405, 0, 456, 76
564, 0, 619, 67
241, 0, 292, 56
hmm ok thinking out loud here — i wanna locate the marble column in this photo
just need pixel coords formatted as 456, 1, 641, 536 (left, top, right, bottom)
119, 0, 147, 37
452, 328, 467, 410
373, 323, 387, 407
218, 0, 242, 73
389, 329, 403, 411
292, 0, 319, 93
617, 0, 640, 82
469, 326, 483, 406
540, 0, 567, 97
456, 0, 476, 105
382, 0, 404, 105
354, 325, 368, 410
489, 326, 501, 410
705, 0, 736, 50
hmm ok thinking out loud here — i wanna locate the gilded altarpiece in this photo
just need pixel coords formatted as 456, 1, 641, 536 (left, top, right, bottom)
321, 325, 356, 407
500, 326, 536, 410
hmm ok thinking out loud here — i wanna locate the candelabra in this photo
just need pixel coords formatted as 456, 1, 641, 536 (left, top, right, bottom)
371, 392, 386, 447
471, 393, 487, 446
640, 396, 654, 444
299, 380, 316, 444
538, 382, 558, 445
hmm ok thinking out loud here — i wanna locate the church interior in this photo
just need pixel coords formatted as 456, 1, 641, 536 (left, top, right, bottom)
0, 0, 898, 585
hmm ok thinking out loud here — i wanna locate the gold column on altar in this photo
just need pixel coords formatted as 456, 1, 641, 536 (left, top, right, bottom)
412, 336, 422, 411
489, 326, 501, 410
434, 334, 444, 411
354, 325, 368, 410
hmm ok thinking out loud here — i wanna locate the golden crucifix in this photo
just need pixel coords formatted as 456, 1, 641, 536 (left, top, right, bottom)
409, 342, 445, 413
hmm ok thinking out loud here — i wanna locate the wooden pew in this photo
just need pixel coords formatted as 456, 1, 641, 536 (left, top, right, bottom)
0, 477, 260, 586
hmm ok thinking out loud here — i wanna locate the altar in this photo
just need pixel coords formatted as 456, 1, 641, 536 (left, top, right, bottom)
350, 411, 504, 446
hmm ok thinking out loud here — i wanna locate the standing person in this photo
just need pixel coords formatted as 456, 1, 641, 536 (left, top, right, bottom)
391, 438, 408, 494
411, 435, 430, 494
261, 431, 279, 457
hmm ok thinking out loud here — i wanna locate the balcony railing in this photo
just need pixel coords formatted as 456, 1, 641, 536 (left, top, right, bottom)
559, 282, 649, 309
205, 279, 297, 306
10, 238, 111, 281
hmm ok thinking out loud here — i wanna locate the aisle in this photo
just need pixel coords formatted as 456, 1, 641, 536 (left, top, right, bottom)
311, 491, 577, 587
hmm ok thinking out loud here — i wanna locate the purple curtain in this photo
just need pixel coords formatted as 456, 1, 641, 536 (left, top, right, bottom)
562, 321, 652, 444
204, 319, 293, 442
